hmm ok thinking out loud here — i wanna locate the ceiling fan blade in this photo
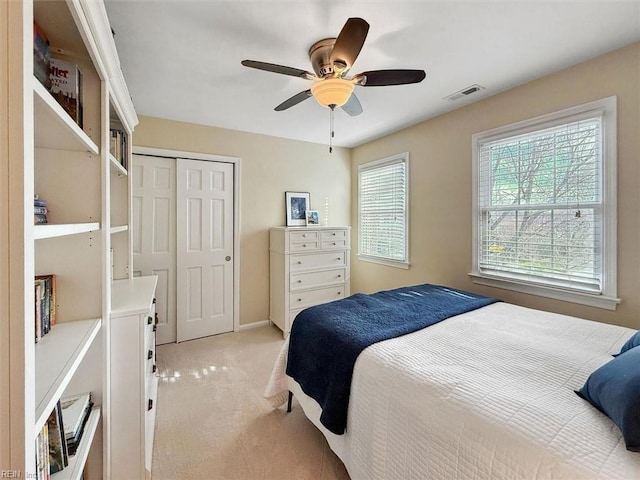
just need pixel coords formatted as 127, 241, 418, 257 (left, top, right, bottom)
341, 93, 363, 116
330, 18, 369, 70
356, 69, 426, 86
274, 90, 313, 111
241, 60, 315, 80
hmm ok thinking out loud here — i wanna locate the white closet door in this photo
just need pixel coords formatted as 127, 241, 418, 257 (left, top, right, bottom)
176, 159, 234, 342
132, 154, 177, 344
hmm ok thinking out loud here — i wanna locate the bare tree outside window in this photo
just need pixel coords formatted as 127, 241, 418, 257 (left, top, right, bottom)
479, 119, 602, 289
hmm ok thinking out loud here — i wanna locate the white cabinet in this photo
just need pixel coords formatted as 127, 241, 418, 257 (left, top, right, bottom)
270, 227, 351, 336
1, 0, 137, 477
110, 276, 158, 480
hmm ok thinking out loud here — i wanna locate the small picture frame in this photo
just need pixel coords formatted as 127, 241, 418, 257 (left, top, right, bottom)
285, 191, 310, 226
305, 210, 319, 226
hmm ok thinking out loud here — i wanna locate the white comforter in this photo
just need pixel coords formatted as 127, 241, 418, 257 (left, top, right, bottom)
265, 302, 640, 479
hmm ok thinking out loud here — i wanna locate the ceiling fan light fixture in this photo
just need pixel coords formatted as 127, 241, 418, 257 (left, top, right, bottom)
311, 78, 354, 108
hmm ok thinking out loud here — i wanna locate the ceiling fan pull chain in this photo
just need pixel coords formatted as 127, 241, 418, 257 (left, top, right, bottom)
329, 105, 335, 153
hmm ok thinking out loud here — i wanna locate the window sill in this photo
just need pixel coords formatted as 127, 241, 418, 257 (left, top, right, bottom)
468, 272, 620, 310
358, 254, 410, 270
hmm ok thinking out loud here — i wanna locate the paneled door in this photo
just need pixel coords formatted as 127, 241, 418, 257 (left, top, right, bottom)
132, 154, 177, 344
176, 158, 234, 342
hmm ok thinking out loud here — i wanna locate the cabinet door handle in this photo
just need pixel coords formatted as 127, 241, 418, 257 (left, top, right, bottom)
152, 298, 156, 304
152, 364, 157, 373
148, 399, 153, 411
153, 324, 157, 332
147, 350, 153, 360
155, 312, 159, 325
147, 316, 153, 325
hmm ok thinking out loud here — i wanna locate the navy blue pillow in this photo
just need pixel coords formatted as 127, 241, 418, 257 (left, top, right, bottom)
617, 330, 640, 356
576, 346, 640, 452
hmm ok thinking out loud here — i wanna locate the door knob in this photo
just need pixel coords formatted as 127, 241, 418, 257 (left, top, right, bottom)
225, 256, 231, 261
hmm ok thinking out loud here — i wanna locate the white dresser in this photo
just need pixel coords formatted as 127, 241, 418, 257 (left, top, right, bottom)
270, 226, 351, 336
110, 276, 159, 479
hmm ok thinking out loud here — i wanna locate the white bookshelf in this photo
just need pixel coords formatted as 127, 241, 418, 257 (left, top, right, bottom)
109, 154, 127, 176
34, 319, 101, 436
33, 79, 99, 154
110, 225, 128, 234
34, 223, 100, 240
1, 0, 138, 477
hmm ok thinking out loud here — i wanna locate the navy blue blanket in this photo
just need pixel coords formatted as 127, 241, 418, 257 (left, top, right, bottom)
286, 283, 498, 434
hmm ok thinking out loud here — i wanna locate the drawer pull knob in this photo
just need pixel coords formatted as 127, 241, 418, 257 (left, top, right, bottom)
338, 292, 342, 295
338, 274, 342, 278
148, 399, 153, 411
297, 261, 302, 264
147, 350, 153, 360
297, 280, 302, 283
297, 298, 302, 302
147, 316, 153, 325
332, 233, 336, 236
302, 244, 307, 247
333, 242, 337, 245
337, 257, 341, 261
303, 234, 307, 237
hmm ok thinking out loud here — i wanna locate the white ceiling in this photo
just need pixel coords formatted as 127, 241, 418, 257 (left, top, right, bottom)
104, 1, 640, 148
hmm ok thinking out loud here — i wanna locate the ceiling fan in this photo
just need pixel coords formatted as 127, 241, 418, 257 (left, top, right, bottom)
241, 17, 426, 116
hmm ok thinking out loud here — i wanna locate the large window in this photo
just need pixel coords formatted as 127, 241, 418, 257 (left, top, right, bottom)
471, 97, 619, 309
358, 153, 409, 268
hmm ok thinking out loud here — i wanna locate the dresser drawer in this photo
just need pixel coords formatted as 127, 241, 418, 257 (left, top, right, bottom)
321, 239, 347, 250
290, 285, 345, 309
290, 240, 319, 252
290, 251, 347, 271
320, 229, 347, 242
290, 230, 318, 243
290, 268, 346, 291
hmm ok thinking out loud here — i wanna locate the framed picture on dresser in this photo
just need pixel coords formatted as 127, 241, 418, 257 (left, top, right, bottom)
285, 191, 310, 226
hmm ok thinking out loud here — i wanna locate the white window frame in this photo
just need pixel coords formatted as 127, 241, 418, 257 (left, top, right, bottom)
470, 97, 620, 310
357, 152, 410, 269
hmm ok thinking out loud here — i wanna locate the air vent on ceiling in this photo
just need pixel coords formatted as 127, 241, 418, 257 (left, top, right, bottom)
444, 84, 485, 102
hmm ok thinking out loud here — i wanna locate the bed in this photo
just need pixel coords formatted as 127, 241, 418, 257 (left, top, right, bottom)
265, 284, 640, 479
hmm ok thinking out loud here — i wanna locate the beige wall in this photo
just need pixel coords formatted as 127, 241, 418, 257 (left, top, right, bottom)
351, 42, 640, 329
133, 117, 351, 325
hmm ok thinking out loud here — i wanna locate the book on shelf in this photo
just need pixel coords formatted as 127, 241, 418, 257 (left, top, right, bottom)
34, 274, 56, 343
49, 57, 83, 128
109, 128, 128, 168
60, 392, 93, 456
36, 420, 49, 480
34, 195, 48, 225
47, 401, 68, 474
33, 21, 50, 89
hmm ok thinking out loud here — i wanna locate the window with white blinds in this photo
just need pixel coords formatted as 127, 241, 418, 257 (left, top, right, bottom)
471, 97, 619, 310
358, 153, 409, 267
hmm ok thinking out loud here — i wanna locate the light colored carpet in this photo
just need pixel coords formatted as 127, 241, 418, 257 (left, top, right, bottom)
152, 325, 350, 480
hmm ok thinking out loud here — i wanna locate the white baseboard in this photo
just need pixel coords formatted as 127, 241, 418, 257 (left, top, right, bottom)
238, 320, 270, 331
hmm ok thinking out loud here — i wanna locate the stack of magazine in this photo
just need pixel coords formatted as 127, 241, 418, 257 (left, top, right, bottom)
36, 392, 93, 478
61, 392, 94, 456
